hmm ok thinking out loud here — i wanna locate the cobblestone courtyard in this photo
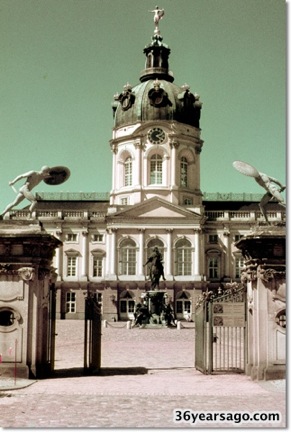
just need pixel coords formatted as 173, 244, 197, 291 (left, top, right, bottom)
0, 320, 286, 428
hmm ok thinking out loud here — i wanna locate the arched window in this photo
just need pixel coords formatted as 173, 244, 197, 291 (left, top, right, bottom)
119, 239, 137, 275
180, 157, 188, 187
150, 154, 163, 184
175, 238, 192, 276
124, 156, 132, 186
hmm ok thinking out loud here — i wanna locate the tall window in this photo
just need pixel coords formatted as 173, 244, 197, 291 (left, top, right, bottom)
175, 239, 192, 276
235, 256, 244, 279
67, 256, 77, 276
208, 256, 219, 279
93, 255, 103, 277
119, 239, 137, 275
180, 157, 188, 187
66, 292, 76, 313
150, 154, 163, 184
124, 157, 132, 186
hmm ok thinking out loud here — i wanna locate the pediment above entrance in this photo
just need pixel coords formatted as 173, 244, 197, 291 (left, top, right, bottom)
108, 197, 202, 222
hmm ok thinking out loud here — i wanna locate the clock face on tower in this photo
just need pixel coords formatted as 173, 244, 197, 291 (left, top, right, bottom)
147, 127, 166, 144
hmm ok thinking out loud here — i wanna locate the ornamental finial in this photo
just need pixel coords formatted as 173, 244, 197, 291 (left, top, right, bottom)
149, 6, 165, 35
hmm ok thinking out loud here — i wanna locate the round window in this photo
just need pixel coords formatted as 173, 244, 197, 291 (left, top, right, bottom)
0, 310, 14, 326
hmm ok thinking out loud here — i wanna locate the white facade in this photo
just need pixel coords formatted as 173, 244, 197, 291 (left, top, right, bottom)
3, 200, 285, 321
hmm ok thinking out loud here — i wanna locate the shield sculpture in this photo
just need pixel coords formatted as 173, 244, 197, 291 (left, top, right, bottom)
43, 166, 71, 185
232, 161, 260, 178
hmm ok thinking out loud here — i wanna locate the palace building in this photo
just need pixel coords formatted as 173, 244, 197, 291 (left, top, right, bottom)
3, 16, 285, 322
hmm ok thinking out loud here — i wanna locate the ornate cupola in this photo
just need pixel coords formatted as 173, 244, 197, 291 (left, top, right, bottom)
140, 32, 174, 83
109, 7, 204, 211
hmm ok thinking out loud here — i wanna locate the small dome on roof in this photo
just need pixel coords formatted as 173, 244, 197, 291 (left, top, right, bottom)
112, 34, 202, 129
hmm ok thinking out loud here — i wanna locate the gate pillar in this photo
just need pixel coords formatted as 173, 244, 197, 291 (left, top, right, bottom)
0, 221, 61, 378
84, 290, 102, 371
236, 225, 286, 380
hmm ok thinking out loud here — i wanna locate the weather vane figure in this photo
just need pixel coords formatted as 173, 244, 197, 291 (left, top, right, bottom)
0, 165, 70, 219
149, 5, 165, 35
233, 161, 286, 224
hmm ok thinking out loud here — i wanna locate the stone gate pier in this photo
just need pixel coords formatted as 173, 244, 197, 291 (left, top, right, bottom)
236, 225, 286, 380
0, 221, 61, 378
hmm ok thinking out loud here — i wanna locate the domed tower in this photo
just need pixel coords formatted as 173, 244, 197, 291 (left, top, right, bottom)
110, 7, 203, 209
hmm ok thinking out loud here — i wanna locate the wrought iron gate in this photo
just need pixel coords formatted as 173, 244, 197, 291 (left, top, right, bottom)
84, 291, 102, 371
195, 284, 246, 374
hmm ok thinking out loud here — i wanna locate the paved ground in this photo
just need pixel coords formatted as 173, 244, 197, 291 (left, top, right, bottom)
0, 320, 286, 428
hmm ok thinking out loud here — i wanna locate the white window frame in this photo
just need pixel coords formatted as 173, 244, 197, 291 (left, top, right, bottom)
119, 239, 137, 276
150, 154, 163, 184
175, 239, 192, 276
66, 291, 76, 313
92, 233, 104, 242
93, 255, 103, 277
180, 156, 188, 187
124, 156, 133, 186
66, 233, 78, 242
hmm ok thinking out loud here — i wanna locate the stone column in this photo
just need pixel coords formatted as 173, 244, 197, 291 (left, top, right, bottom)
134, 140, 142, 188
81, 230, 88, 280
105, 229, 111, 277
166, 229, 173, 279
193, 228, 201, 279
54, 230, 63, 280
170, 139, 179, 187
222, 227, 231, 277
106, 228, 117, 280
110, 143, 118, 205
138, 229, 145, 276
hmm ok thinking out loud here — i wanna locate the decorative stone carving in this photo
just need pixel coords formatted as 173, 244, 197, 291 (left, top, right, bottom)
18, 267, 35, 281
258, 266, 286, 283
0, 264, 17, 275
117, 83, 135, 111
148, 79, 172, 107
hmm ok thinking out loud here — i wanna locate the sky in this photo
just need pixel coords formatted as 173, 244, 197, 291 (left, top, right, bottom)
0, 0, 286, 209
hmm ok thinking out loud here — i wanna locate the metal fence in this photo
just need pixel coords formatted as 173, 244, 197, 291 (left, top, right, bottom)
195, 285, 246, 374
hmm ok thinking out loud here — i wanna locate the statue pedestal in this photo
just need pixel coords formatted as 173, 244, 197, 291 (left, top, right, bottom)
138, 290, 176, 328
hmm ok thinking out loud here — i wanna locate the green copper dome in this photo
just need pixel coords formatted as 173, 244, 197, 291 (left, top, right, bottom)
112, 34, 202, 129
